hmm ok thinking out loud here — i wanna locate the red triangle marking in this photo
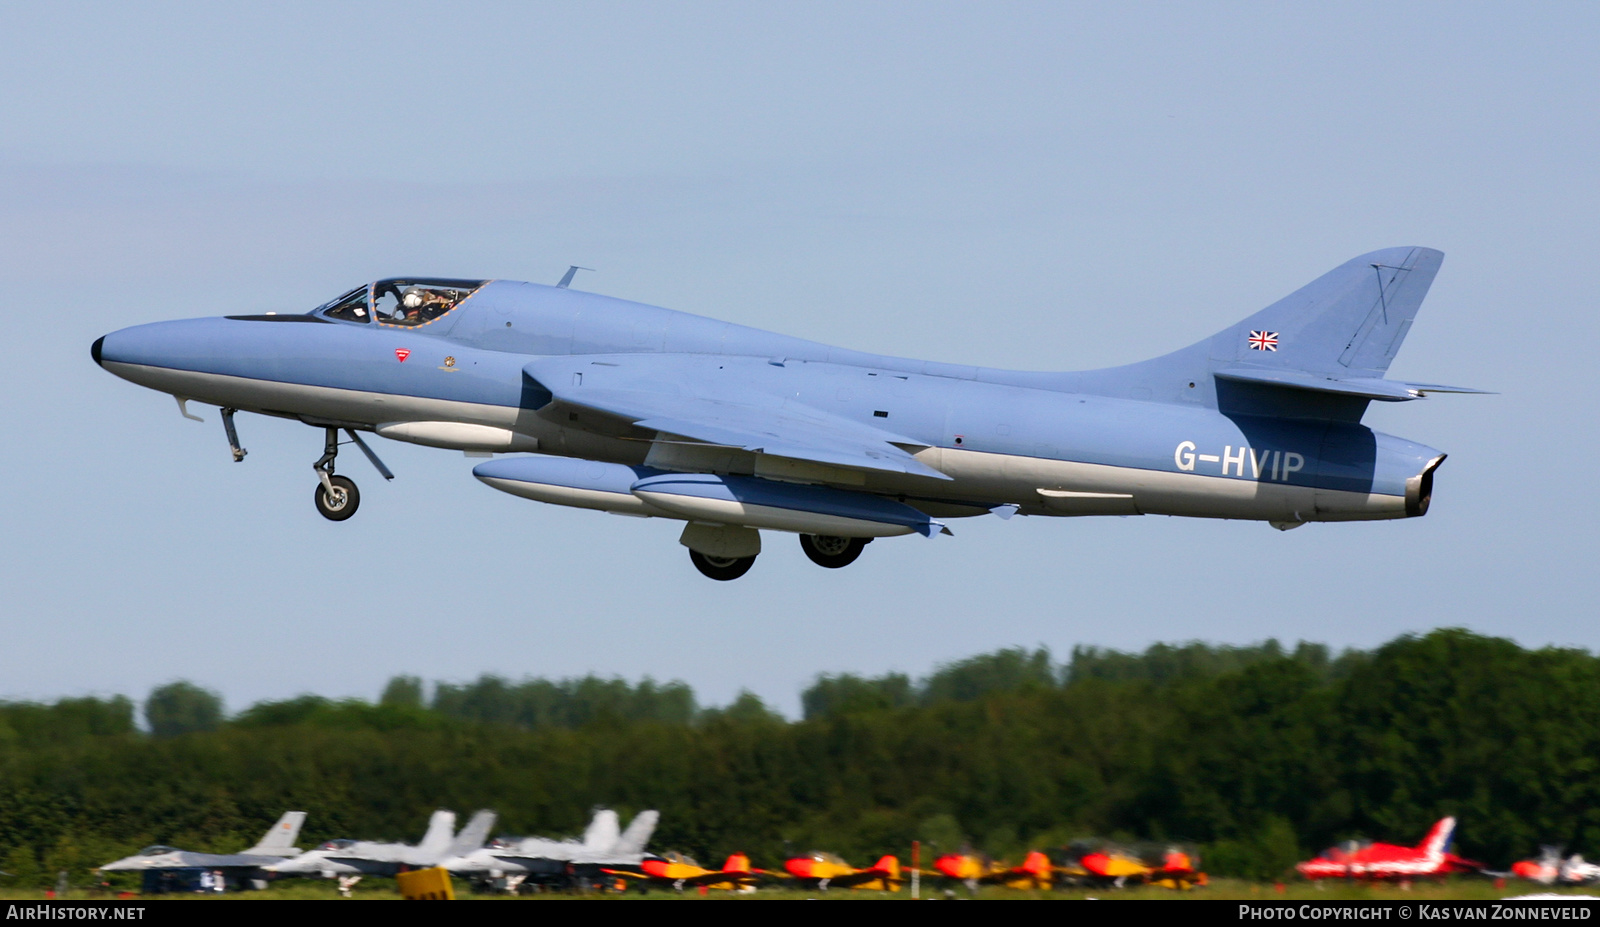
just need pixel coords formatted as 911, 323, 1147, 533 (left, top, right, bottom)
395, 348, 411, 362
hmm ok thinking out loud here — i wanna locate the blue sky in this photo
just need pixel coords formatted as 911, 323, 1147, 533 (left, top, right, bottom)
2, 2, 1595, 716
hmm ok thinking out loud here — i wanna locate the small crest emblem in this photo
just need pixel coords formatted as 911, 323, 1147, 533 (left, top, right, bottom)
443, 356, 456, 368
1247, 331, 1279, 351
395, 348, 411, 362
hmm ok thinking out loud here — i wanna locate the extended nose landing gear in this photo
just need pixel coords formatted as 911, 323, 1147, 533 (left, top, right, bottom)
310, 426, 393, 522
315, 474, 360, 521
312, 427, 359, 521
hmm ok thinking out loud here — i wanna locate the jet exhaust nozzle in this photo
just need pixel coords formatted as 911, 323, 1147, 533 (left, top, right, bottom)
1405, 454, 1446, 517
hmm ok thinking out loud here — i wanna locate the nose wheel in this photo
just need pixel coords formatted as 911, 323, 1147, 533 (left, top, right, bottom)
314, 475, 360, 521
310, 425, 389, 522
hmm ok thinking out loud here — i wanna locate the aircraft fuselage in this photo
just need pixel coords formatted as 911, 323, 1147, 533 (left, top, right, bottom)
95, 250, 1466, 577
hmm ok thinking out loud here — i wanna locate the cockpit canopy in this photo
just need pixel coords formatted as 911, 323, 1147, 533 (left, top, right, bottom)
137, 845, 182, 856
317, 278, 487, 327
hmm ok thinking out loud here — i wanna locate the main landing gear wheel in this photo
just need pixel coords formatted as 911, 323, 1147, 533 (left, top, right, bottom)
689, 550, 757, 581
800, 534, 869, 569
314, 475, 360, 521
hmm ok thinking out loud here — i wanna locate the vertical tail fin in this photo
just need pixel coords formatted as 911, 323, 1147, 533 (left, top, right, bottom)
612, 810, 660, 857
1209, 247, 1444, 378
417, 809, 457, 855
1418, 817, 1456, 857
582, 809, 621, 851
1076, 247, 1447, 419
445, 810, 497, 857
871, 855, 901, 879
243, 811, 306, 857
723, 852, 752, 873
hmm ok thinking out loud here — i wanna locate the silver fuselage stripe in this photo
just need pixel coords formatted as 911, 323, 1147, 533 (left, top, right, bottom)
105, 361, 1403, 522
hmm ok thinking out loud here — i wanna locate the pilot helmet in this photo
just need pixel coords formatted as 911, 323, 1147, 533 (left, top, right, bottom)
402, 287, 425, 309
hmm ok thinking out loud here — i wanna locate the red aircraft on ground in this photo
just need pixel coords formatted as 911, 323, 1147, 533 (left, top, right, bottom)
1297, 817, 1483, 880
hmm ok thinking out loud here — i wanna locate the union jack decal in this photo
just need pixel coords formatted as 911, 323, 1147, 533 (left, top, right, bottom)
1247, 331, 1279, 351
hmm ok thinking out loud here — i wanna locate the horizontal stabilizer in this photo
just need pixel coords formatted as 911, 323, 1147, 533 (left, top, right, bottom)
1215, 367, 1489, 402
1398, 381, 1495, 396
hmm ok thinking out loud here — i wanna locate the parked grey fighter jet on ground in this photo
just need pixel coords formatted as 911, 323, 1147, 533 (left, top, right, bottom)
266, 809, 495, 894
442, 809, 659, 892
98, 811, 305, 893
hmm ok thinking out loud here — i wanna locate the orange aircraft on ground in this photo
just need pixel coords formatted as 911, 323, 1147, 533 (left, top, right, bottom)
1052, 841, 1207, 889
1148, 847, 1208, 890
783, 853, 902, 891
1061, 843, 1154, 886
611, 851, 762, 892
932, 850, 1053, 890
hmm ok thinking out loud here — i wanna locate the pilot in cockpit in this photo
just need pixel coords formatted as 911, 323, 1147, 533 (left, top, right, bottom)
398, 286, 453, 323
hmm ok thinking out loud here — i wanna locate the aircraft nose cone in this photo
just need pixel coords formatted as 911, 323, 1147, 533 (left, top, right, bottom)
92, 317, 235, 381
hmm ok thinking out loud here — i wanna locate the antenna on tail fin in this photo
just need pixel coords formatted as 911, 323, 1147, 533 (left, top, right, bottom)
556, 266, 594, 288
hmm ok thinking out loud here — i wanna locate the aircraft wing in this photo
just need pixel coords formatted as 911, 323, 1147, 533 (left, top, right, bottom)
522, 355, 950, 481
669, 869, 763, 887
823, 868, 902, 889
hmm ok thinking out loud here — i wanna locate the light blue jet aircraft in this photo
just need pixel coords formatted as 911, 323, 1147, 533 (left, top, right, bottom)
93, 248, 1483, 580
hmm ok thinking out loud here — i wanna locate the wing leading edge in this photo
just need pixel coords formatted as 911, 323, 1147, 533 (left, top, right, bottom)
522, 355, 951, 481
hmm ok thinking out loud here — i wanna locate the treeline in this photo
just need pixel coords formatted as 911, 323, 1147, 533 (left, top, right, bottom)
37, 637, 1357, 738
800, 639, 1366, 718
1, 629, 1597, 888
